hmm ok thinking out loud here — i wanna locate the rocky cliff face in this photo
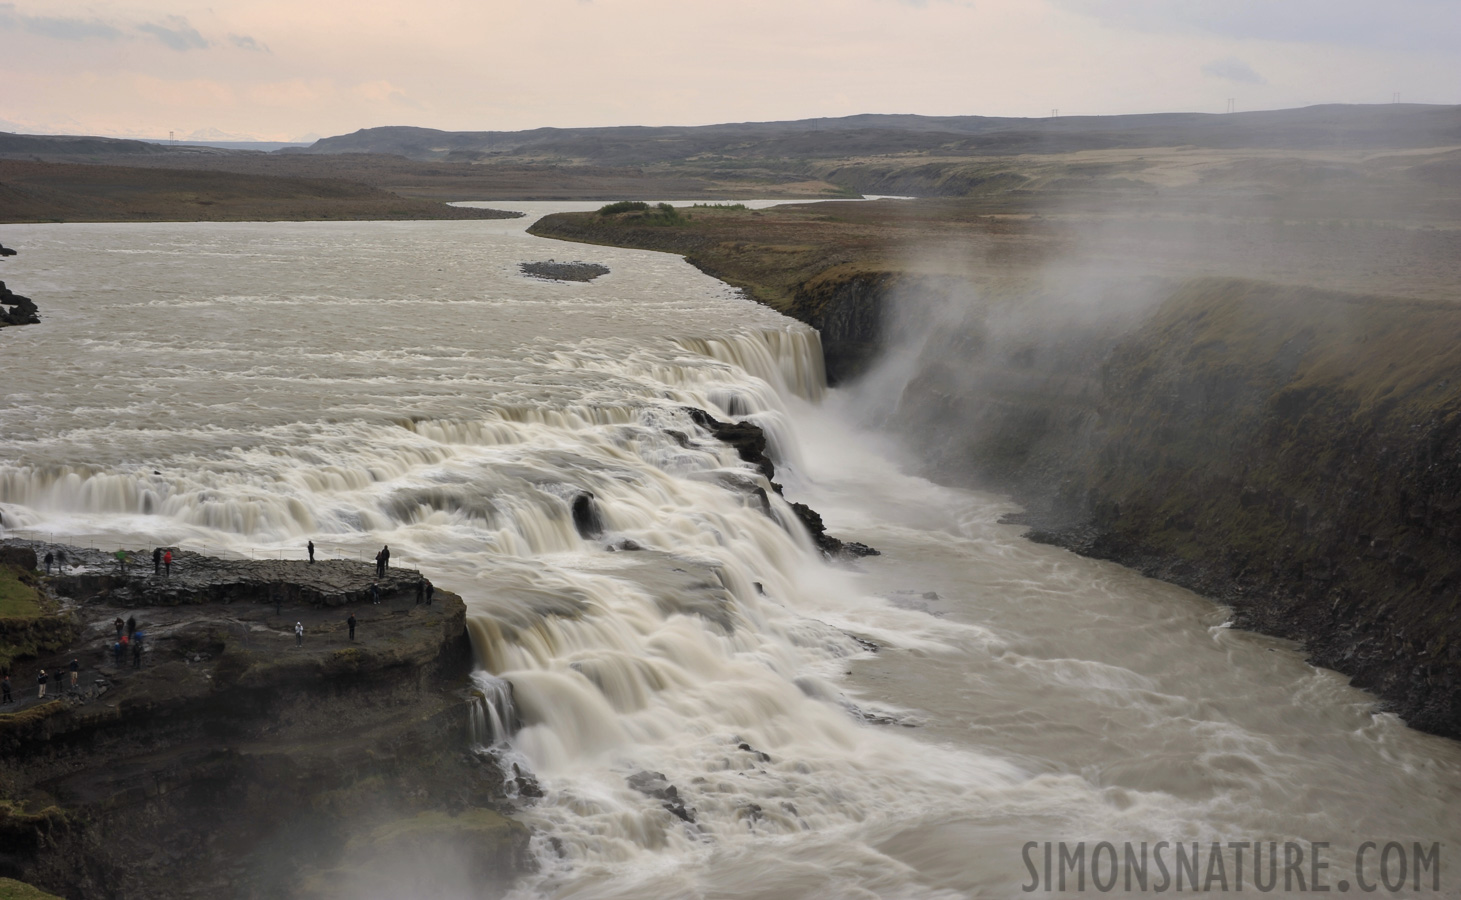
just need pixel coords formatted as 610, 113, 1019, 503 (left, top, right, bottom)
797, 271, 1461, 739
0, 547, 531, 898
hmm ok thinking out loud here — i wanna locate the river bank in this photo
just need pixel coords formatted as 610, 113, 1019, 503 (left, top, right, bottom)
0, 542, 530, 899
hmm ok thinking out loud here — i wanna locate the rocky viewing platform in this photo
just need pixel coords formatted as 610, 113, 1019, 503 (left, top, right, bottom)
0, 542, 531, 899
518, 259, 610, 282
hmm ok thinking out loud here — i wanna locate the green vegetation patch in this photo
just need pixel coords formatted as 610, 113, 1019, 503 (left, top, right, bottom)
0, 878, 63, 900
597, 200, 649, 215
0, 566, 40, 619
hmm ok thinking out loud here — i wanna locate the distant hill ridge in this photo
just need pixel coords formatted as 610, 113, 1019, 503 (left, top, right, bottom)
298, 104, 1461, 163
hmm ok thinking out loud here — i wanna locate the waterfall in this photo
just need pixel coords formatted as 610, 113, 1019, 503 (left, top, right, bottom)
469, 671, 519, 748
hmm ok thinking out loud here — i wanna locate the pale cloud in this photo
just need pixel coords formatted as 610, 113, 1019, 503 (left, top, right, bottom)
1051, 0, 1461, 52
0, 3, 122, 41
136, 15, 208, 51
229, 33, 269, 53
1202, 57, 1266, 86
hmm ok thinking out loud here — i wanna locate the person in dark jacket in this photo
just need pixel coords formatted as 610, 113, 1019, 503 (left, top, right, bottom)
37, 669, 47, 699
425, 579, 434, 605
415, 579, 424, 605
308, 540, 315, 563
382, 545, 390, 571
44, 550, 54, 574
152, 547, 162, 575
2, 673, 12, 704
347, 612, 356, 641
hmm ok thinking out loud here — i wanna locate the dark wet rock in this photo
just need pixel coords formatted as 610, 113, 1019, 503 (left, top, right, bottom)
683, 407, 775, 481
571, 492, 604, 539
787, 502, 880, 560
0, 244, 16, 257
606, 539, 644, 552
511, 762, 544, 800
519, 260, 610, 282
627, 770, 696, 823
682, 408, 878, 558
736, 741, 773, 763
847, 634, 880, 653
0, 280, 40, 328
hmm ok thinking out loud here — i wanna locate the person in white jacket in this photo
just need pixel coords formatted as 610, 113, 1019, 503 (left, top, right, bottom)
295, 621, 304, 648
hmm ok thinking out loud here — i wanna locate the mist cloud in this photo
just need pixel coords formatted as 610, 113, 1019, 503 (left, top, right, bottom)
1201, 57, 1266, 85
1051, 0, 1461, 52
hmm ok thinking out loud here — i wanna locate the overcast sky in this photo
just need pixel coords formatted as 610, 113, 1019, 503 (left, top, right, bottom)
2, 0, 1457, 141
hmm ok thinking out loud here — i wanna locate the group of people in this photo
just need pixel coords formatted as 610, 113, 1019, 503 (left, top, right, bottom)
3, 657, 82, 702
112, 615, 144, 669
41, 548, 68, 574
39, 546, 175, 577
374, 544, 390, 577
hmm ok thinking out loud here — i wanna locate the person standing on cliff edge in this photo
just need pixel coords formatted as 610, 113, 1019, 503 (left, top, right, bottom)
382, 545, 390, 571
44, 550, 54, 574
152, 547, 162, 575
308, 540, 315, 563
164, 549, 172, 576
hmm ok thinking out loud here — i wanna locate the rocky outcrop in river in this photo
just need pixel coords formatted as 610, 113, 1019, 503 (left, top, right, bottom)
519, 260, 610, 282
0, 242, 39, 328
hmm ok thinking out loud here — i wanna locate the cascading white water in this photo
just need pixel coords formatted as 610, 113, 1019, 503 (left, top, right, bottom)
470, 670, 518, 748
2, 206, 1459, 898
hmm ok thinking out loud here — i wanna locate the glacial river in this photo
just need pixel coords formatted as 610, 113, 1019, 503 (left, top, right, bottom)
1, 205, 1458, 898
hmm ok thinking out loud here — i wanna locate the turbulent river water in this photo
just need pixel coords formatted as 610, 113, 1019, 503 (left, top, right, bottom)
1, 204, 1459, 898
